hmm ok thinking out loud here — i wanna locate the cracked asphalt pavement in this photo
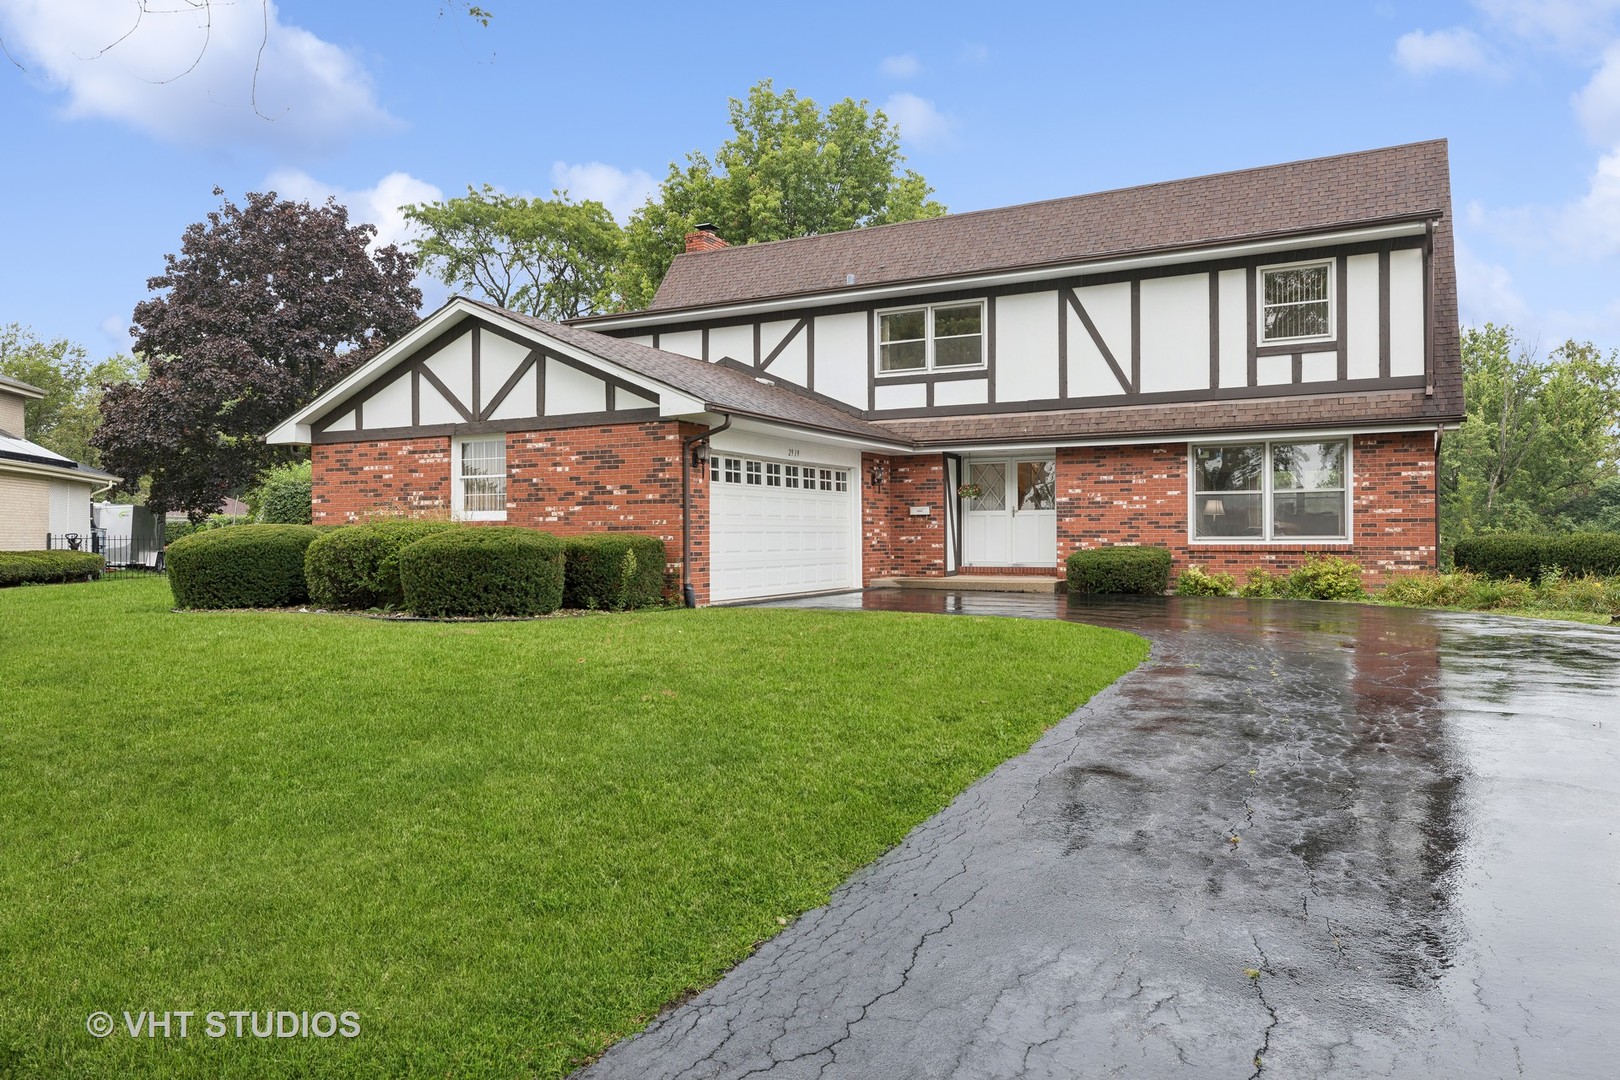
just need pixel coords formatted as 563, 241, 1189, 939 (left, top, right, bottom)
581, 591, 1620, 1079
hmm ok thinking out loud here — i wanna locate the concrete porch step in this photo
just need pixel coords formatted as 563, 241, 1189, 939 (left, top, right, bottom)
870, 575, 1067, 594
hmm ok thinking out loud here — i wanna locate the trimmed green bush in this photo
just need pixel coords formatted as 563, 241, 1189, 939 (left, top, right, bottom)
1283, 554, 1367, 600
1454, 532, 1620, 582
1065, 546, 1172, 595
166, 525, 319, 609
0, 551, 105, 587
1546, 533, 1620, 579
400, 527, 564, 618
305, 521, 456, 609
253, 460, 313, 524
1453, 533, 1547, 581
562, 534, 667, 610
1173, 565, 1235, 597
1237, 567, 1286, 598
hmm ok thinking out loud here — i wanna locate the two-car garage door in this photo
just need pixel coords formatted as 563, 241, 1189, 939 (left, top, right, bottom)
708, 452, 855, 603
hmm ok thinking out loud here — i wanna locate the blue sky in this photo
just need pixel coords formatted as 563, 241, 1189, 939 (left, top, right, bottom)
2, 0, 1618, 360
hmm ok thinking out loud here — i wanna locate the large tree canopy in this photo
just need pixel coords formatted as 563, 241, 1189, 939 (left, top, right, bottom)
403, 186, 623, 319
1440, 324, 1620, 541
0, 323, 137, 467
93, 189, 421, 519
613, 80, 947, 310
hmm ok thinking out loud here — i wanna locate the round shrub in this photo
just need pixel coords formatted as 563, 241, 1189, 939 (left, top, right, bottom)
399, 527, 564, 618
1174, 565, 1235, 597
1282, 554, 1366, 600
166, 524, 319, 609
1065, 546, 1172, 595
1237, 567, 1286, 598
305, 520, 456, 609
562, 534, 667, 610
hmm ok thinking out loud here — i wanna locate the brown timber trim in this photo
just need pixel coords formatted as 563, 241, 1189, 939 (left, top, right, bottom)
1129, 279, 1141, 393
536, 351, 547, 416
410, 367, 420, 427
353, 401, 363, 431
310, 409, 664, 445
701, 326, 710, 363
1378, 248, 1392, 380
1207, 272, 1219, 390
1255, 341, 1331, 358
986, 295, 998, 404
872, 367, 990, 385
1063, 288, 1131, 395
1335, 254, 1349, 381
866, 309, 876, 410
1291, 353, 1303, 383
416, 362, 474, 423
1246, 265, 1258, 387
1055, 288, 1068, 400
759, 317, 808, 372
312, 320, 466, 432
1423, 221, 1435, 397
752, 321, 762, 367
470, 325, 481, 417
805, 315, 816, 391
480, 350, 539, 421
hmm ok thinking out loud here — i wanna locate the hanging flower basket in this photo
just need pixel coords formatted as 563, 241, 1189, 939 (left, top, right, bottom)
956, 483, 982, 500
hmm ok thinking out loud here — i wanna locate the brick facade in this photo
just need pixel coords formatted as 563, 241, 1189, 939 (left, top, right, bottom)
312, 420, 708, 598
1056, 431, 1437, 584
860, 452, 949, 583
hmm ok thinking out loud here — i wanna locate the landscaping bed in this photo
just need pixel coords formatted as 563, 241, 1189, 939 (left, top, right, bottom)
0, 575, 1146, 1079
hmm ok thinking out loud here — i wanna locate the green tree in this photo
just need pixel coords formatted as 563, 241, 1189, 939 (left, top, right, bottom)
403, 187, 624, 319
0, 323, 138, 466
614, 80, 948, 310
1440, 324, 1620, 541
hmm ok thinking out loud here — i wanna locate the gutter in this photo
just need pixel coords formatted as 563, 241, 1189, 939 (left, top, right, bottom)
680, 413, 731, 608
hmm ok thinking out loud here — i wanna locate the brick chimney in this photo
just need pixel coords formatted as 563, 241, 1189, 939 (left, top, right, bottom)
684, 223, 729, 253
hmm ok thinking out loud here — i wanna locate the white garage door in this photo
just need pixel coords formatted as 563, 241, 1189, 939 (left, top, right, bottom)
709, 454, 855, 602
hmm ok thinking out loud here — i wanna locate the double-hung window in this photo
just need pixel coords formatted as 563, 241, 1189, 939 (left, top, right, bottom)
1260, 262, 1333, 343
878, 301, 985, 373
1192, 440, 1348, 541
455, 436, 507, 521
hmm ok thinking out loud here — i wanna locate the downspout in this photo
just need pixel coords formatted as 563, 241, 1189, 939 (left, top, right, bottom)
680, 413, 731, 608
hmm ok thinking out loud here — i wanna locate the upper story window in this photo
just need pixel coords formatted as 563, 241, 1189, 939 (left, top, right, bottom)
1260, 262, 1333, 343
878, 301, 985, 373
455, 436, 507, 521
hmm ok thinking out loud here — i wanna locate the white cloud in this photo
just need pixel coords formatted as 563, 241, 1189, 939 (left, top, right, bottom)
1393, 27, 1494, 74
549, 161, 657, 224
1563, 146, 1620, 254
98, 313, 132, 349
882, 92, 954, 150
0, 0, 393, 151
264, 169, 443, 252
1575, 41, 1620, 143
1455, 240, 1530, 327
879, 53, 920, 78
1475, 0, 1620, 54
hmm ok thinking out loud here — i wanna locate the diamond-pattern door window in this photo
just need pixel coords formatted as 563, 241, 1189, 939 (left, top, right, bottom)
967, 463, 1006, 511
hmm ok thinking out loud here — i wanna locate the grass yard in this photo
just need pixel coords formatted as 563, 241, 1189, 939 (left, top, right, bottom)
0, 576, 1145, 1078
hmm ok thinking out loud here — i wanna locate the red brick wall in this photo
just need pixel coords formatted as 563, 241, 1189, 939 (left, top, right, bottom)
1056, 431, 1437, 583
861, 452, 948, 582
311, 420, 709, 598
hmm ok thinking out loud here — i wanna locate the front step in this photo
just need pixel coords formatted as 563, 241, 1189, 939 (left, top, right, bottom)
870, 575, 1066, 594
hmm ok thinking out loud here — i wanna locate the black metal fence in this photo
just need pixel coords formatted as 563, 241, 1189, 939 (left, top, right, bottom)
46, 531, 165, 572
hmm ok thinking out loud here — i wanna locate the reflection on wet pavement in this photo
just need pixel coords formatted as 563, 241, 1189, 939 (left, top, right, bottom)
585, 591, 1620, 1079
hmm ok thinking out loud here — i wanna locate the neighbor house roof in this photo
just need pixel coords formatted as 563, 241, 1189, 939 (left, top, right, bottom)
0, 373, 46, 399
0, 433, 120, 482
641, 140, 1451, 313
459, 300, 911, 445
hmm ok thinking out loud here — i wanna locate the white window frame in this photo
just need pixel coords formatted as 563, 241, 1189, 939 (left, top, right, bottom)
1258, 260, 1335, 346
1187, 438, 1352, 545
453, 435, 507, 522
875, 300, 987, 375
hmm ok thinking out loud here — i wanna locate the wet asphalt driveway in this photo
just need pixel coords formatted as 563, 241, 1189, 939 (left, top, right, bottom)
584, 591, 1620, 1079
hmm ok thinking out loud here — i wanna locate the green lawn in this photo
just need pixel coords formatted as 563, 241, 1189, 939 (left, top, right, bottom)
0, 576, 1145, 1078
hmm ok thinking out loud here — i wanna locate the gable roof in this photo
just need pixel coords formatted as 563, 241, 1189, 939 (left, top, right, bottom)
459, 301, 908, 444
640, 140, 1450, 314
271, 297, 911, 447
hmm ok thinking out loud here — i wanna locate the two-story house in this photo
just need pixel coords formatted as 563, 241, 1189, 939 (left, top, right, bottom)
269, 140, 1461, 604
1, 373, 121, 551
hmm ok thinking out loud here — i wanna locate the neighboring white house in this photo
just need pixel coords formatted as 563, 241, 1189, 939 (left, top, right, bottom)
0, 373, 120, 551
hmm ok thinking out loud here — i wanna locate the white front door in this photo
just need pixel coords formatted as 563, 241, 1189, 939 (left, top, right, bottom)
962, 458, 1057, 567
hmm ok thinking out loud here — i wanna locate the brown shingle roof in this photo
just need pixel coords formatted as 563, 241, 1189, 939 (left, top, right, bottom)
643, 140, 1450, 313
462, 300, 909, 445
876, 388, 1458, 446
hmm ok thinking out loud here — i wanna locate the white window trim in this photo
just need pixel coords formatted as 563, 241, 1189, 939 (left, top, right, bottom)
1187, 438, 1352, 546
875, 299, 987, 376
452, 435, 508, 522
1258, 259, 1335, 346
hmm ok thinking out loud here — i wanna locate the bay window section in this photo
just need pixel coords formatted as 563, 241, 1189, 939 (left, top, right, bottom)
1192, 440, 1349, 541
